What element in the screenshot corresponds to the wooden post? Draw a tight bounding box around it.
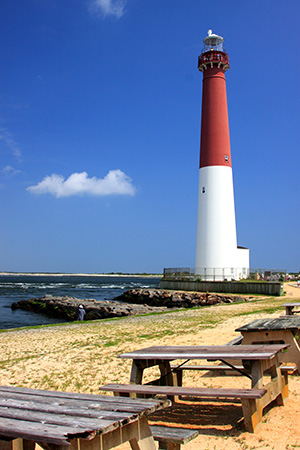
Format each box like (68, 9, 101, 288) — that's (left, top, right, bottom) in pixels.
(241, 398, 262, 433)
(0, 440, 35, 450)
(130, 361, 144, 384)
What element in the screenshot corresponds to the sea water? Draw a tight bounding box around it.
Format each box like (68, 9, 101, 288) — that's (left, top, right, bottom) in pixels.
(0, 274, 161, 330)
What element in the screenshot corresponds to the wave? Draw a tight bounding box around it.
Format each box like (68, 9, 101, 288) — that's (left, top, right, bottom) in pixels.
(0, 282, 155, 292)
(0, 282, 68, 290)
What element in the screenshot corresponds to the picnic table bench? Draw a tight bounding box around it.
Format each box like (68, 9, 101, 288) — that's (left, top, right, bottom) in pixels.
(0, 386, 170, 450)
(101, 344, 289, 433)
(150, 425, 199, 450)
(102, 383, 267, 434)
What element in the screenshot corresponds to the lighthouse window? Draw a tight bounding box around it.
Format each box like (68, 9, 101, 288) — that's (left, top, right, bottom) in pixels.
(202, 187, 205, 193)
(225, 155, 228, 162)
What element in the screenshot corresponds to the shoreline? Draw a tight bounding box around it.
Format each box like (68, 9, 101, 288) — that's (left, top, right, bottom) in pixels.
(0, 272, 162, 278)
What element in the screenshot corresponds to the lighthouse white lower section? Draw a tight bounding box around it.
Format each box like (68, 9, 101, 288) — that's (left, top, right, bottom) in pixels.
(195, 165, 249, 281)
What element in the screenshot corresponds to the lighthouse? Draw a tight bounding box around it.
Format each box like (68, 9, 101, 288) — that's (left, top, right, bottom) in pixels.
(195, 30, 249, 281)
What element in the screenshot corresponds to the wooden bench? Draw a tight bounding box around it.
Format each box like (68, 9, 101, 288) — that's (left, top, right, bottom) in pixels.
(225, 335, 244, 346)
(101, 383, 267, 433)
(150, 425, 199, 450)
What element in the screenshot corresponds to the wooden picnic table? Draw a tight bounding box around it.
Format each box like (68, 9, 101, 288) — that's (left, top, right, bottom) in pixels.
(117, 344, 289, 432)
(0, 386, 170, 450)
(281, 303, 300, 315)
(236, 316, 300, 373)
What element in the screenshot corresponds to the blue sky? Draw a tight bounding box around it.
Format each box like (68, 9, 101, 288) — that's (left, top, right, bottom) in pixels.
(0, 0, 299, 274)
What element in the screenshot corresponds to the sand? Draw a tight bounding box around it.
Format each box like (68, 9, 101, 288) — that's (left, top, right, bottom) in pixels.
(1, 283, 300, 449)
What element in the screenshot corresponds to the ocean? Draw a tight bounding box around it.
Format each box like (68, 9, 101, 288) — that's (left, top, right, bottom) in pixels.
(0, 274, 161, 330)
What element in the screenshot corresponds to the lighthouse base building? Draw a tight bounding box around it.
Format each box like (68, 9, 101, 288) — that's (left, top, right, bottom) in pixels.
(195, 31, 249, 281)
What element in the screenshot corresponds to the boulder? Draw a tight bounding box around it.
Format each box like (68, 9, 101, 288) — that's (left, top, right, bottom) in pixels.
(114, 289, 250, 308)
(11, 295, 170, 321)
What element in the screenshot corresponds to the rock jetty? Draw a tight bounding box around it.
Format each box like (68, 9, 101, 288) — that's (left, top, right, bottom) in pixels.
(114, 288, 250, 308)
(11, 294, 171, 321)
(11, 289, 251, 322)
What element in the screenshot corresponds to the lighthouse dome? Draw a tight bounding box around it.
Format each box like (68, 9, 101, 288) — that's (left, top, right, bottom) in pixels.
(203, 30, 224, 52)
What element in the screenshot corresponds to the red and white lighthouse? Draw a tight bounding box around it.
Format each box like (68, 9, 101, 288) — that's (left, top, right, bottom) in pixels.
(195, 30, 249, 280)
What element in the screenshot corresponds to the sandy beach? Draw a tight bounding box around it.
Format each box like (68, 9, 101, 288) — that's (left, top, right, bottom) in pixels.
(1, 283, 300, 449)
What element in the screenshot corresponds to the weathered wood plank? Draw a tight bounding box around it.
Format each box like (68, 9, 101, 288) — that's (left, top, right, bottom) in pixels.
(150, 426, 199, 444)
(0, 387, 166, 407)
(0, 418, 83, 446)
(0, 387, 167, 450)
(0, 388, 169, 415)
(225, 335, 243, 346)
(236, 317, 300, 331)
(118, 344, 289, 360)
(101, 384, 266, 399)
(0, 396, 148, 418)
(0, 399, 132, 422)
(0, 407, 118, 431)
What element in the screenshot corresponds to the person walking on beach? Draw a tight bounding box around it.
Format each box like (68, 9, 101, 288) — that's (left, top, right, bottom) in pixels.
(77, 304, 86, 321)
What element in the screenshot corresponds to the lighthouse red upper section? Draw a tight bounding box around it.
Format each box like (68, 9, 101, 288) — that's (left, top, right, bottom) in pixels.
(198, 36, 232, 169)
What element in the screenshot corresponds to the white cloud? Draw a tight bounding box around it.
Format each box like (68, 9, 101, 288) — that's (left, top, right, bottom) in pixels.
(89, 0, 126, 18)
(27, 170, 136, 198)
(0, 129, 22, 161)
(1, 165, 21, 175)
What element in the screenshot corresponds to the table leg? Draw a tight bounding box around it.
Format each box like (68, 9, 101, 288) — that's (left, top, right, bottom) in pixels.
(158, 362, 176, 401)
(0, 440, 35, 450)
(74, 417, 156, 450)
(250, 359, 264, 428)
(130, 361, 144, 384)
(156, 444, 179, 450)
(250, 357, 288, 410)
(241, 398, 262, 433)
(158, 362, 173, 386)
(127, 417, 157, 450)
(250, 360, 263, 389)
(286, 306, 294, 315)
(275, 364, 288, 405)
(38, 444, 69, 450)
(171, 369, 182, 387)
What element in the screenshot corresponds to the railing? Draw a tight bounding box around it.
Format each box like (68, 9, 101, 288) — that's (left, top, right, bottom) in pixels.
(198, 50, 229, 67)
(163, 267, 287, 282)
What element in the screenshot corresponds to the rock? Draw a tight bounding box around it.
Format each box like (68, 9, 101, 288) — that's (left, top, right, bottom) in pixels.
(11, 295, 170, 322)
(114, 289, 250, 308)
(11, 289, 251, 323)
